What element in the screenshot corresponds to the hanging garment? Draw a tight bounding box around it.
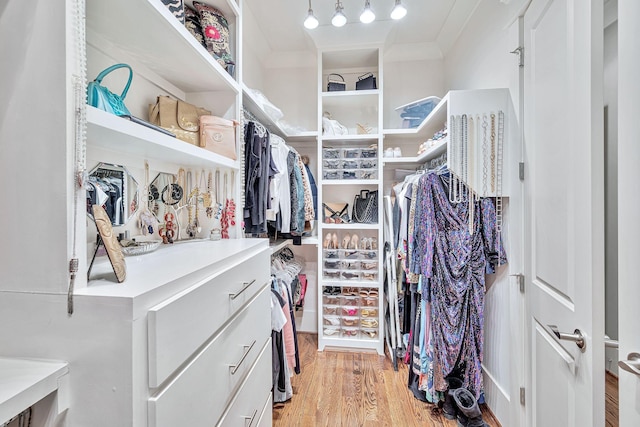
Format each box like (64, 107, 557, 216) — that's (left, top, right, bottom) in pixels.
(304, 164, 318, 221)
(268, 137, 292, 232)
(412, 171, 506, 400)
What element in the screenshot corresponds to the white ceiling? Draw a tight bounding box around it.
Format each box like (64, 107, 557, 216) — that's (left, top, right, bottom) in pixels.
(244, 0, 482, 61)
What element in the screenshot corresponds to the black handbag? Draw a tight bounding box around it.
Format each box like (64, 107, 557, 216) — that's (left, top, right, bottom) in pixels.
(352, 190, 378, 224)
(355, 72, 377, 90)
(327, 73, 346, 91)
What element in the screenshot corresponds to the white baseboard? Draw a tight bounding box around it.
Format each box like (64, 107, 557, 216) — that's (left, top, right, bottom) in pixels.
(482, 365, 510, 426)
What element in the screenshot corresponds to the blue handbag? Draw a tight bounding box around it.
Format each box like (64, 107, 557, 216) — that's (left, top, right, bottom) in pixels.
(87, 63, 133, 116)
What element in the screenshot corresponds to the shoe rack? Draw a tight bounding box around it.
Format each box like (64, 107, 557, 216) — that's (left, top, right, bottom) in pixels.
(316, 47, 384, 355)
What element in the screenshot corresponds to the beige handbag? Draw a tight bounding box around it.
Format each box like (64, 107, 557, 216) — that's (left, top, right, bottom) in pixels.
(199, 115, 238, 159)
(148, 96, 211, 146)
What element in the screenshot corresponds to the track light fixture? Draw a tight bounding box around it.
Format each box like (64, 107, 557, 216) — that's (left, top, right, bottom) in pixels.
(360, 0, 375, 24)
(331, 0, 347, 27)
(390, 0, 407, 20)
(304, 0, 319, 29)
(304, 0, 407, 29)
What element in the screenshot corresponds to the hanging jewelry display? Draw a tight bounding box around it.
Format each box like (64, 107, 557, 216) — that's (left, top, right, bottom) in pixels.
(139, 161, 159, 235)
(490, 113, 497, 193)
(481, 114, 489, 195)
(227, 170, 236, 227)
(185, 170, 196, 238)
(495, 110, 505, 263)
(221, 171, 230, 239)
(449, 115, 457, 203)
(204, 170, 213, 218)
(214, 169, 223, 219)
(468, 116, 476, 234)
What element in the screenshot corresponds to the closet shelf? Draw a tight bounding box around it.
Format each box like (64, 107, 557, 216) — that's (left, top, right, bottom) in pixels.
(321, 223, 379, 230)
(0, 358, 69, 423)
(322, 89, 380, 98)
(321, 135, 379, 142)
(86, 107, 239, 170)
(322, 91, 379, 111)
(242, 83, 318, 141)
(383, 93, 449, 140)
(322, 179, 380, 186)
(269, 237, 319, 254)
(321, 281, 380, 288)
(86, 0, 239, 94)
(381, 139, 448, 166)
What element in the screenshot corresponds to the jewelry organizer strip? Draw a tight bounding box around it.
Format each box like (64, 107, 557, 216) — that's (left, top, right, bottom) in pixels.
(495, 110, 505, 263)
(69, 0, 88, 315)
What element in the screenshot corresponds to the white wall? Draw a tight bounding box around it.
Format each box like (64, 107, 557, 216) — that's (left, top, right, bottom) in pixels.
(603, 18, 619, 375)
(263, 66, 317, 132)
(442, 1, 527, 425)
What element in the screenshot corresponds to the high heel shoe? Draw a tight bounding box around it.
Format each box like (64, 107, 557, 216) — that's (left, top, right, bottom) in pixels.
(341, 233, 351, 250)
(324, 232, 332, 249)
(332, 233, 339, 250)
(349, 233, 359, 250)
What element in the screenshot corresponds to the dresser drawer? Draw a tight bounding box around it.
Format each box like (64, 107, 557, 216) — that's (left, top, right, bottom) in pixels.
(148, 248, 270, 387)
(148, 287, 271, 427)
(215, 340, 272, 427)
(255, 393, 273, 427)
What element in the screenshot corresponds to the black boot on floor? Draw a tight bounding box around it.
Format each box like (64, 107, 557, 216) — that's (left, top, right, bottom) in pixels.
(442, 376, 464, 420)
(453, 388, 489, 427)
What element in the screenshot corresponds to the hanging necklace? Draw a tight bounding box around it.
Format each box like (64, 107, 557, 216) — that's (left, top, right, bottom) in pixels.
(495, 110, 505, 263)
(227, 171, 236, 227)
(221, 171, 229, 239)
(214, 169, 222, 219)
(186, 170, 195, 238)
(482, 114, 489, 195)
(204, 170, 213, 218)
(491, 113, 497, 192)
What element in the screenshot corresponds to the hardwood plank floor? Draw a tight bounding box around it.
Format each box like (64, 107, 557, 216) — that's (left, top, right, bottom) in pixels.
(273, 333, 500, 427)
(606, 371, 618, 427)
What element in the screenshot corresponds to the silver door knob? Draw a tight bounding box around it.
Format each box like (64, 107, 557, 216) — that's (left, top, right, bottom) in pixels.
(619, 352, 640, 377)
(548, 325, 586, 350)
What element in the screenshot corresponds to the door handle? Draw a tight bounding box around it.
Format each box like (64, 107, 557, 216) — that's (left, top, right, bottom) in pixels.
(619, 352, 640, 377)
(548, 325, 586, 350)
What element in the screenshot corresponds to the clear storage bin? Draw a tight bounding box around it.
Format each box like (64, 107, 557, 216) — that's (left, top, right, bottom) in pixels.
(341, 327, 360, 338)
(341, 270, 360, 281)
(360, 328, 378, 339)
(341, 159, 359, 169)
(324, 249, 339, 259)
(361, 260, 378, 271)
(323, 305, 340, 315)
(323, 315, 341, 327)
(323, 148, 341, 159)
(341, 260, 360, 270)
(360, 307, 378, 318)
(360, 317, 379, 329)
(359, 249, 378, 260)
(341, 316, 359, 327)
(342, 306, 359, 317)
(339, 249, 360, 260)
(341, 169, 358, 180)
(359, 159, 377, 169)
(359, 169, 378, 180)
(323, 169, 341, 180)
(360, 296, 379, 307)
(324, 327, 340, 337)
(339, 295, 360, 306)
(360, 148, 377, 158)
(323, 159, 341, 169)
(323, 295, 340, 305)
(360, 271, 378, 282)
(342, 148, 361, 158)
(324, 259, 341, 270)
(323, 269, 341, 280)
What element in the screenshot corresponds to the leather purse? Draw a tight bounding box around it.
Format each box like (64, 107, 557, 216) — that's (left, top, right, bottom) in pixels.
(148, 96, 211, 146)
(199, 115, 239, 159)
(323, 202, 350, 224)
(87, 63, 133, 116)
(327, 73, 346, 91)
(355, 72, 377, 90)
(352, 190, 378, 224)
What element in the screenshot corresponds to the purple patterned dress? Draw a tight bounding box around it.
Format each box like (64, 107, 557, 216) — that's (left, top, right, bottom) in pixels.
(411, 172, 506, 399)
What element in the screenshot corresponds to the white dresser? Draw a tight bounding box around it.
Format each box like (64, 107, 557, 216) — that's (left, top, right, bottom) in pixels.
(0, 239, 272, 427)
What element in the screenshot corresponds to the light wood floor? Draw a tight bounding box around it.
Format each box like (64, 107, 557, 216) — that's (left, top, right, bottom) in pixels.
(273, 333, 500, 427)
(606, 371, 618, 427)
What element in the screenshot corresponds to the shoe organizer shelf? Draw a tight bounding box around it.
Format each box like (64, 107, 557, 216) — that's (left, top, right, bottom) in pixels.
(317, 48, 384, 355)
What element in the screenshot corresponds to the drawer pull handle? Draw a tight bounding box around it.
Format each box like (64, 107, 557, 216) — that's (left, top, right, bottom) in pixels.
(229, 279, 257, 300)
(243, 409, 258, 427)
(230, 340, 256, 375)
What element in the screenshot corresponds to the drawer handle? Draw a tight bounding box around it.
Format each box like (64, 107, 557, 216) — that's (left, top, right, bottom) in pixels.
(243, 409, 258, 427)
(229, 279, 256, 300)
(230, 340, 256, 375)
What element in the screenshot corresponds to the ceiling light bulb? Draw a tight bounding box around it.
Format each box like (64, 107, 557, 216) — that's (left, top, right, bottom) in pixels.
(360, 0, 375, 24)
(332, 1, 347, 27)
(304, 11, 319, 29)
(391, 0, 407, 20)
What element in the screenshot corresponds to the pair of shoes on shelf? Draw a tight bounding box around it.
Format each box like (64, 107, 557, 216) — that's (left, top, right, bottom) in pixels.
(324, 232, 340, 249)
(383, 147, 403, 158)
(443, 378, 489, 427)
(360, 237, 377, 251)
(341, 233, 359, 250)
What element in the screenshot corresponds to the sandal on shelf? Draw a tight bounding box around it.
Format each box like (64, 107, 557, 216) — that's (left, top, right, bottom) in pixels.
(349, 233, 359, 250)
(341, 233, 351, 250)
(371, 237, 378, 250)
(361, 237, 371, 250)
(361, 318, 379, 328)
(342, 272, 359, 280)
(368, 288, 379, 297)
(359, 288, 370, 297)
(324, 328, 339, 336)
(362, 261, 377, 270)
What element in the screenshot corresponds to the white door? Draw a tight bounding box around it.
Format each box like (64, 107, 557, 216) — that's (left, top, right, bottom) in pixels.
(523, 1, 604, 426)
(617, 0, 640, 425)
